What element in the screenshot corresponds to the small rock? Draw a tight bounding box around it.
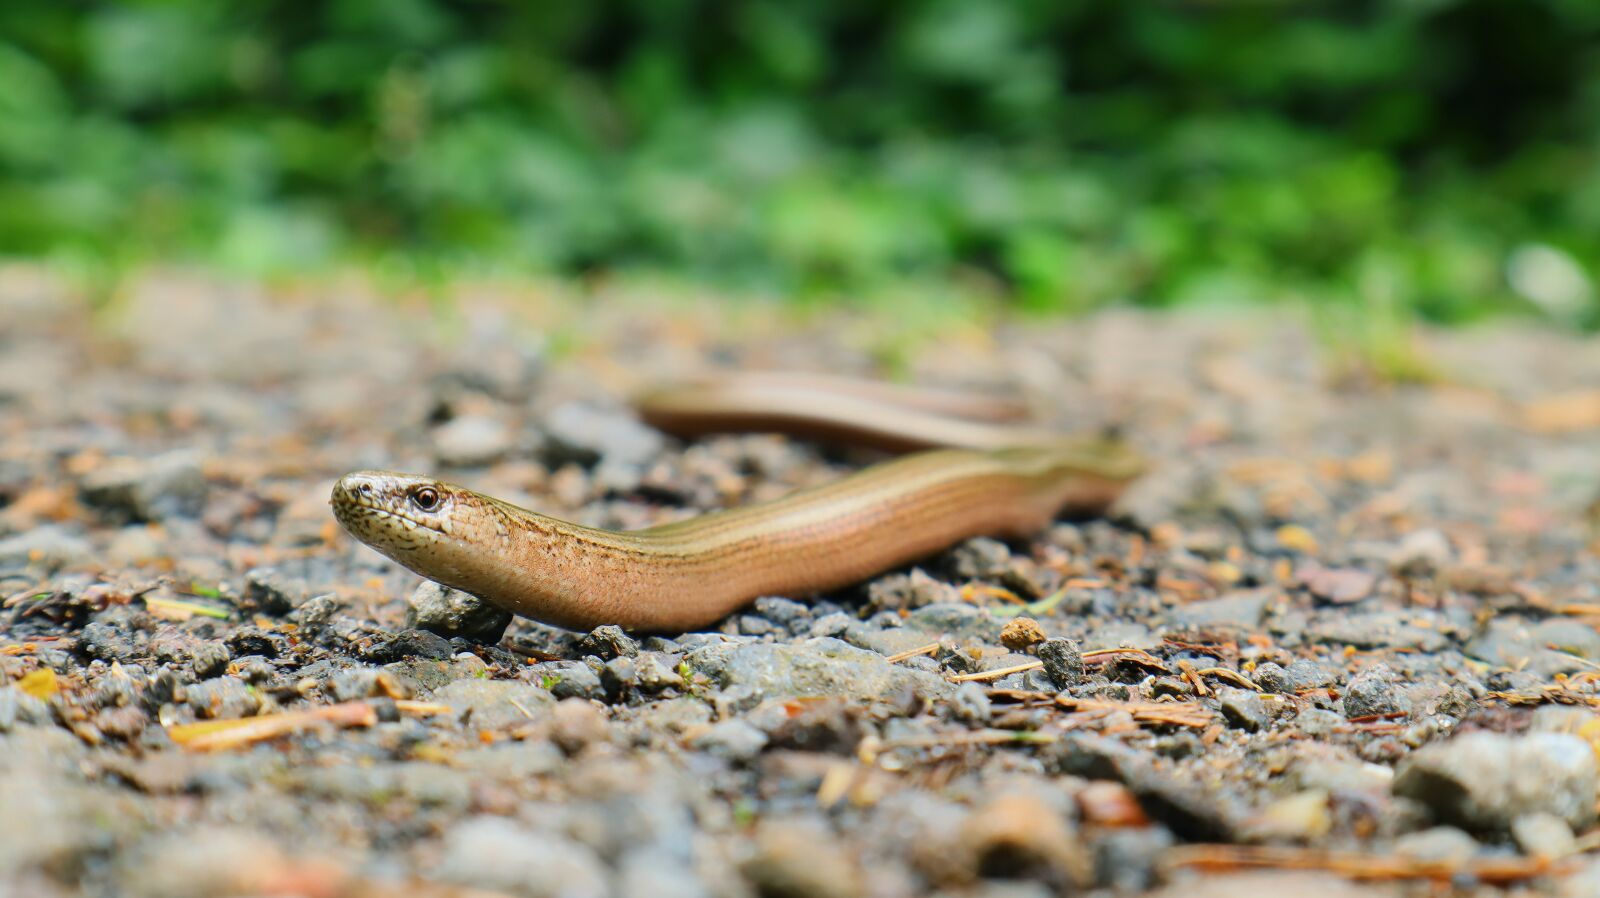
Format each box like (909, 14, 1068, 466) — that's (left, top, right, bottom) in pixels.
(1037, 638, 1085, 690)
(999, 616, 1047, 652)
(753, 596, 811, 626)
(956, 792, 1091, 888)
(742, 820, 864, 898)
(1343, 665, 1409, 719)
(576, 624, 639, 659)
(1298, 566, 1377, 604)
(184, 677, 262, 720)
(550, 698, 609, 754)
(946, 537, 1012, 579)
(685, 637, 948, 703)
(1391, 529, 1453, 578)
(950, 682, 993, 724)
(288, 594, 341, 629)
(600, 656, 636, 699)
(1217, 688, 1271, 732)
(431, 414, 513, 466)
(0, 525, 91, 571)
(808, 612, 854, 639)
(1392, 826, 1479, 862)
(541, 402, 663, 468)
(189, 642, 231, 679)
(1284, 659, 1335, 690)
(866, 568, 962, 611)
(78, 450, 207, 523)
(545, 662, 606, 701)
(435, 816, 608, 898)
(692, 719, 768, 762)
(1393, 731, 1599, 832)
(1169, 589, 1273, 629)
(242, 567, 304, 616)
(1251, 662, 1291, 693)
(405, 582, 512, 644)
(1510, 811, 1577, 858)
(432, 679, 555, 731)
(635, 654, 686, 692)
(373, 628, 455, 662)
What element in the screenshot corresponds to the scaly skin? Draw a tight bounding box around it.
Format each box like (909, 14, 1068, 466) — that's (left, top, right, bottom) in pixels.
(331, 379, 1145, 633)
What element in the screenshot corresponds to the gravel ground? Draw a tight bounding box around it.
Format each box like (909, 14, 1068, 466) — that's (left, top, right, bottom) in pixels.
(4, 270, 1600, 897)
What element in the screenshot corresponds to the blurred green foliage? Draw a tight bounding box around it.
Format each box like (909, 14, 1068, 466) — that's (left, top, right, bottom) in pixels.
(1, 0, 1597, 325)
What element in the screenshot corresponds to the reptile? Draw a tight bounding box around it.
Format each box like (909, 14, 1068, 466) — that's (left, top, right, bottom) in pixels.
(331, 373, 1144, 633)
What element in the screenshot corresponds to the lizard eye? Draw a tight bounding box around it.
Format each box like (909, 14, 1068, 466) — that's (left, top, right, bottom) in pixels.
(410, 487, 440, 511)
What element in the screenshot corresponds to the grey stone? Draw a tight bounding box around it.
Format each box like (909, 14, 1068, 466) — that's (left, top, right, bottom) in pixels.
(431, 414, 513, 466)
(431, 679, 555, 730)
(1252, 662, 1291, 693)
(541, 402, 663, 468)
(686, 637, 950, 702)
(1511, 811, 1578, 858)
(0, 686, 52, 731)
(1391, 529, 1453, 577)
(808, 612, 854, 639)
(1393, 732, 1599, 832)
(241, 567, 304, 616)
(1037, 638, 1085, 690)
(405, 581, 512, 644)
(576, 624, 639, 659)
(184, 677, 262, 720)
(189, 642, 231, 679)
(287, 594, 341, 629)
(1393, 826, 1479, 862)
(1343, 665, 1409, 719)
(618, 848, 711, 898)
(545, 662, 606, 701)
(1285, 659, 1335, 690)
(1169, 589, 1273, 629)
(753, 595, 810, 625)
(0, 525, 91, 571)
(1217, 688, 1271, 732)
(950, 682, 993, 724)
(435, 816, 608, 898)
(692, 719, 769, 761)
(78, 450, 206, 523)
(635, 654, 687, 692)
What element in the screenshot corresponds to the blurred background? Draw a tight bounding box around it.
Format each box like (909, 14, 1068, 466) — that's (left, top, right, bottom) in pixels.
(1, 0, 1597, 332)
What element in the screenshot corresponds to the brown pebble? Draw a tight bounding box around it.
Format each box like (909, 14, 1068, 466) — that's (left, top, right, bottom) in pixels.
(999, 616, 1047, 652)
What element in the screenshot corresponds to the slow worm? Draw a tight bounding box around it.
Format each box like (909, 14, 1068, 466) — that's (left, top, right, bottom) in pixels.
(331, 374, 1144, 633)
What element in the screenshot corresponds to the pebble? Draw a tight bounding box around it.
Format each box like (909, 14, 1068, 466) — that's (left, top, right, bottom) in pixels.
(692, 719, 769, 762)
(1392, 731, 1599, 832)
(999, 616, 1047, 651)
(1343, 665, 1409, 719)
(550, 698, 610, 754)
(431, 414, 514, 466)
(1392, 825, 1479, 862)
(77, 450, 207, 523)
(742, 819, 864, 898)
(240, 567, 305, 616)
(431, 679, 555, 731)
(405, 581, 512, 643)
(545, 661, 607, 701)
(685, 637, 949, 703)
(1168, 588, 1273, 629)
(949, 682, 993, 724)
(0, 525, 91, 571)
(1390, 528, 1453, 577)
(540, 402, 663, 468)
(435, 816, 609, 898)
(1217, 687, 1271, 732)
(576, 624, 640, 659)
(1036, 638, 1085, 690)
(1511, 811, 1578, 858)
(635, 653, 687, 692)
(188, 642, 231, 679)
